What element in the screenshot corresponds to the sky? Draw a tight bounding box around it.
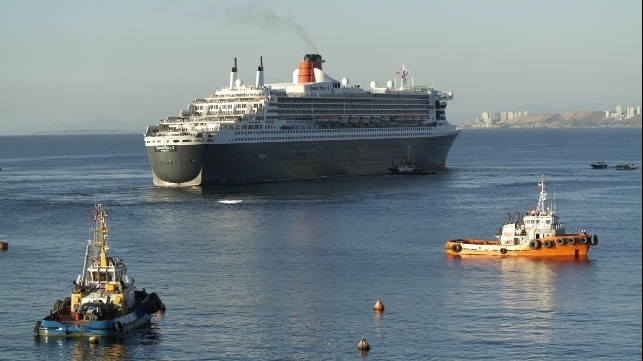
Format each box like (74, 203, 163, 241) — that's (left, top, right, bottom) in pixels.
(1, 0, 641, 135)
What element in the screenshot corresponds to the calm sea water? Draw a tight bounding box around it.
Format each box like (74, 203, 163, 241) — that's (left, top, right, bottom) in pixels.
(0, 128, 641, 361)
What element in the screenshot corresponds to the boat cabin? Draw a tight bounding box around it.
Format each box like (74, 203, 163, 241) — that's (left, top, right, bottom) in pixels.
(497, 177, 565, 246)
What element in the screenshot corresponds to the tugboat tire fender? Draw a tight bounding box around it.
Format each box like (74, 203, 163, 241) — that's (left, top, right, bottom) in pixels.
(145, 293, 164, 314)
(580, 237, 589, 245)
(114, 321, 123, 333)
(529, 240, 541, 250)
(451, 244, 462, 253)
(591, 234, 598, 246)
(151, 293, 161, 310)
(52, 299, 63, 313)
(556, 238, 565, 246)
(145, 298, 158, 314)
(568, 238, 576, 245)
(543, 240, 553, 248)
(33, 321, 41, 334)
(499, 248, 507, 254)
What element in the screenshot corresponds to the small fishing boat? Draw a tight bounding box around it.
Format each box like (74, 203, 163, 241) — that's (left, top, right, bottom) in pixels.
(590, 161, 608, 169)
(34, 204, 165, 337)
(388, 160, 436, 175)
(614, 161, 637, 170)
(444, 175, 598, 257)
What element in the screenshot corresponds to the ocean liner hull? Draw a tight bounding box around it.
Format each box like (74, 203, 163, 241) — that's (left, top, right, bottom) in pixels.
(146, 132, 459, 186)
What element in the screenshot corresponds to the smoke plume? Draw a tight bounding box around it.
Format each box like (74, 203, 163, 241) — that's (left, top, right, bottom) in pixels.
(225, 1, 319, 53)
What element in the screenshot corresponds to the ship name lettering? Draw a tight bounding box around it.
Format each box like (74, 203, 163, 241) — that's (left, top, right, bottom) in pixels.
(155, 145, 177, 152)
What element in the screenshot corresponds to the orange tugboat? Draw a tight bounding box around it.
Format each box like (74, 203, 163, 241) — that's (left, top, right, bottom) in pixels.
(444, 175, 598, 258)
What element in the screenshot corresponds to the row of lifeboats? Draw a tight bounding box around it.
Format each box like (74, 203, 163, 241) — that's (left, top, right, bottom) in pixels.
(313, 115, 426, 123)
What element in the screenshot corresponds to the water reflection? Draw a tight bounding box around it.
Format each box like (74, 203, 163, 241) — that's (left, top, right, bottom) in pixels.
(34, 324, 163, 361)
(443, 256, 591, 351)
(503, 258, 591, 352)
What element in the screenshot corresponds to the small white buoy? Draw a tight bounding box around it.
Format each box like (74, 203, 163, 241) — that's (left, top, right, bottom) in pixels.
(88, 336, 98, 344)
(373, 298, 384, 312)
(357, 337, 370, 351)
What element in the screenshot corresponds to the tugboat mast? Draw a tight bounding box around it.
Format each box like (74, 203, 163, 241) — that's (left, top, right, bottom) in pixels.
(536, 175, 549, 215)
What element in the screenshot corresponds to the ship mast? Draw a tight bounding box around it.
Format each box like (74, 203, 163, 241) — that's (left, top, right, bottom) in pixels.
(93, 204, 110, 286)
(398, 63, 410, 90)
(79, 240, 91, 285)
(536, 175, 548, 215)
(92, 204, 110, 268)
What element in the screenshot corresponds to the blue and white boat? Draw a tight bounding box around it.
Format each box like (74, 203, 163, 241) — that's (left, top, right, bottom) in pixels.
(590, 161, 608, 169)
(614, 161, 637, 170)
(34, 204, 165, 337)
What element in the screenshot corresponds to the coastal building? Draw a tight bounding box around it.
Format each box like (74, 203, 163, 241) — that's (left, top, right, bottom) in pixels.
(605, 104, 642, 120)
(471, 110, 528, 128)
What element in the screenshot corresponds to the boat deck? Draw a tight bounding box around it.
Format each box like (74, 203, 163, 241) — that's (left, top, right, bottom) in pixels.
(449, 239, 501, 245)
(43, 313, 93, 326)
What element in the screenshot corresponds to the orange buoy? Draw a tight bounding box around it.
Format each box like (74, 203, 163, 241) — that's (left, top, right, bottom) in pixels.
(0, 241, 8, 251)
(357, 337, 370, 351)
(373, 298, 384, 312)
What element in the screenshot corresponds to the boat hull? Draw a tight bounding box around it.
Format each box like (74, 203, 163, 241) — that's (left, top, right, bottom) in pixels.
(34, 293, 163, 337)
(615, 164, 637, 170)
(444, 234, 596, 258)
(146, 132, 459, 186)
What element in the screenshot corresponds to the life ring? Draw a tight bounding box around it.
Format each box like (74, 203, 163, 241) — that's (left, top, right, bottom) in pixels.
(529, 240, 541, 250)
(556, 238, 565, 246)
(114, 321, 123, 333)
(543, 240, 553, 248)
(500, 248, 507, 254)
(568, 237, 576, 245)
(451, 243, 462, 253)
(580, 237, 589, 245)
(590, 234, 598, 246)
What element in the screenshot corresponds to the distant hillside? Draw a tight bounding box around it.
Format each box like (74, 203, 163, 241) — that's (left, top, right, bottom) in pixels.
(461, 111, 642, 129)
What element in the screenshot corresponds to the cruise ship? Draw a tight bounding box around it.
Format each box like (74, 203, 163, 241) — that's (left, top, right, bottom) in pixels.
(144, 54, 460, 186)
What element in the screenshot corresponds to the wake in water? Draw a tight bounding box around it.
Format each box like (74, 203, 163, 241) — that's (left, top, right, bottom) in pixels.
(218, 199, 243, 204)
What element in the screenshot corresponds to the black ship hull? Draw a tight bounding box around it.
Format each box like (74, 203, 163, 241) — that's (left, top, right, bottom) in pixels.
(146, 132, 459, 186)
